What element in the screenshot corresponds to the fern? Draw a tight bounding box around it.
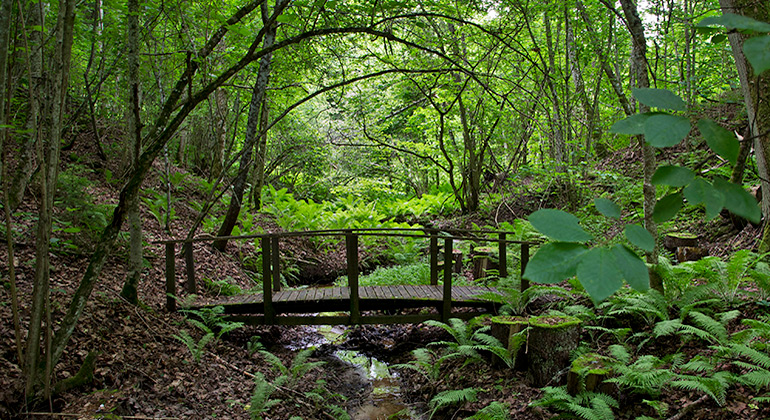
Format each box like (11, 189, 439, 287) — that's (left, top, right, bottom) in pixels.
(249, 372, 282, 420)
(606, 354, 673, 397)
(670, 371, 733, 406)
(429, 387, 478, 418)
(466, 401, 510, 420)
(173, 329, 214, 363)
(530, 387, 618, 420)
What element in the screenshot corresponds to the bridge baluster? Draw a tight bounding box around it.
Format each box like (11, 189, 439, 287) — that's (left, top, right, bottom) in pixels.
(498, 232, 508, 278)
(184, 241, 196, 294)
(346, 231, 360, 324)
(430, 231, 438, 286)
(262, 236, 275, 324)
(165, 243, 176, 312)
(442, 237, 452, 323)
(271, 236, 281, 292)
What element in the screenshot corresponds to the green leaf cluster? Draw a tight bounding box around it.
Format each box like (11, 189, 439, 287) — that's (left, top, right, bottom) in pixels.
(523, 207, 650, 303)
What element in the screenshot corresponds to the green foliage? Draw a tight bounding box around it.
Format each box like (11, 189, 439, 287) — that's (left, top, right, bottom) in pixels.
(249, 348, 345, 419)
(424, 318, 512, 368)
(429, 387, 478, 419)
(172, 329, 214, 364)
(202, 277, 244, 297)
(179, 305, 245, 341)
(249, 371, 284, 420)
(530, 387, 618, 420)
(466, 401, 511, 420)
(141, 188, 177, 229)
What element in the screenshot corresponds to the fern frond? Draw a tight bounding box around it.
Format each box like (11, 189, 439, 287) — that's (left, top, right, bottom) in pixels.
(430, 387, 478, 418)
(259, 350, 288, 375)
(728, 343, 770, 369)
(688, 311, 727, 343)
(670, 373, 732, 406)
(737, 369, 770, 390)
(607, 344, 630, 364)
(467, 401, 510, 420)
(653, 319, 683, 338)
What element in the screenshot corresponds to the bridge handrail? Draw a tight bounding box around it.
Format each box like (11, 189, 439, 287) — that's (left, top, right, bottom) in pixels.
(160, 228, 539, 317)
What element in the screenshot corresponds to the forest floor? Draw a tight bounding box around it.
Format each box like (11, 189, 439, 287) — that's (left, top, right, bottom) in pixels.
(1, 140, 769, 419)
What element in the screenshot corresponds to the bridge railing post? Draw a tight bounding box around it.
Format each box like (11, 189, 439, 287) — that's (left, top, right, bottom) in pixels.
(442, 237, 452, 323)
(184, 241, 196, 294)
(520, 242, 530, 292)
(262, 235, 275, 324)
(429, 231, 438, 286)
(165, 243, 176, 312)
(271, 236, 281, 292)
(346, 230, 360, 324)
(498, 232, 507, 278)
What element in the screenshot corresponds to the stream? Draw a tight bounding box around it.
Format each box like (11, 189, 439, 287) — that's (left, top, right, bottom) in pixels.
(296, 324, 422, 420)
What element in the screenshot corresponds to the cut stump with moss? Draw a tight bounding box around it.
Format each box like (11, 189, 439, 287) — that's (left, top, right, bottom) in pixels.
(489, 315, 528, 370)
(663, 232, 698, 250)
(526, 315, 581, 387)
(566, 353, 617, 396)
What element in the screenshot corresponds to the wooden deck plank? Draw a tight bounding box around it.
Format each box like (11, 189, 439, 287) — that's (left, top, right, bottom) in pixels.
(194, 284, 500, 323)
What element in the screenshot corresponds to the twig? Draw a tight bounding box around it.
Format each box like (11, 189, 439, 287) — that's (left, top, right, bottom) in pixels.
(26, 413, 179, 419)
(665, 394, 709, 420)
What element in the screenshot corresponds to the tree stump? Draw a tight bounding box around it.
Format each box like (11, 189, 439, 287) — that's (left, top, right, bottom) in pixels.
(472, 246, 497, 280)
(437, 249, 463, 274)
(526, 315, 581, 387)
(489, 315, 528, 369)
(566, 353, 617, 396)
(663, 232, 698, 251)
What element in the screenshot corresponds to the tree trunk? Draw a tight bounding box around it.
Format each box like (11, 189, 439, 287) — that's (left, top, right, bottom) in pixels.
(25, 0, 76, 396)
(250, 93, 269, 209)
(120, 0, 143, 305)
(213, 0, 285, 251)
(0, 0, 23, 370)
(718, 0, 770, 251)
(619, 0, 663, 293)
(8, 1, 44, 212)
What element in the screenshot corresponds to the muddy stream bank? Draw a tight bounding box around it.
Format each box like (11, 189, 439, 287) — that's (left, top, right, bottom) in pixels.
(268, 323, 445, 419)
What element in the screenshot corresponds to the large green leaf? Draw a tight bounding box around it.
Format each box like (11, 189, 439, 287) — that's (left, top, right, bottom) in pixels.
(698, 119, 739, 165)
(633, 88, 686, 111)
(624, 224, 655, 252)
(644, 114, 692, 147)
(651, 165, 695, 187)
(744, 35, 770, 75)
(595, 198, 621, 219)
(684, 178, 725, 220)
(713, 178, 761, 223)
(523, 242, 589, 284)
(653, 193, 684, 223)
(611, 245, 650, 292)
(577, 248, 624, 303)
(528, 209, 593, 243)
(610, 113, 650, 135)
(697, 13, 770, 33)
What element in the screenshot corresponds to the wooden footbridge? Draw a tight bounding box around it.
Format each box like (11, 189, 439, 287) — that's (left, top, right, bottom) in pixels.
(159, 228, 535, 325)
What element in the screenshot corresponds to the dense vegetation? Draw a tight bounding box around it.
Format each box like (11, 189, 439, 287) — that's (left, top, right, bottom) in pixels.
(1, 0, 770, 418)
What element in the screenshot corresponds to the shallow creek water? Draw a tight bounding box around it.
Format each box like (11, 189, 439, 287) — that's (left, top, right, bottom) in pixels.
(306, 325, 421, 420)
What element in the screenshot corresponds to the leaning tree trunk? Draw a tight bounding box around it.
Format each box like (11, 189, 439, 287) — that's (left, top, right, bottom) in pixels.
(213, 0, 285, 251)
(120, 0, 143, 304)
(718, 0, 770, 251)
(619, 0, 663, 293)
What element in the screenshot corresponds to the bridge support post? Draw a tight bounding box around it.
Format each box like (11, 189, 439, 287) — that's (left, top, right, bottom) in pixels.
(430, 231, 438, 286)
(520, 242, 530, 292)
(498, 232, 507, 278)
(262, 236, 275, 324)
(442, 237, 452, 323)
(346, 231, 360, 324)
(271, 236, 281, 291)
(184, 241, 196, 294)
(165, 243, 176, 312)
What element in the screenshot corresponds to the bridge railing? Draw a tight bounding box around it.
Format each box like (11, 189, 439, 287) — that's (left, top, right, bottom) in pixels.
(158, 228, 538, 319)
